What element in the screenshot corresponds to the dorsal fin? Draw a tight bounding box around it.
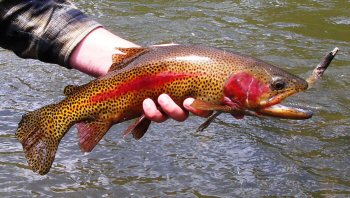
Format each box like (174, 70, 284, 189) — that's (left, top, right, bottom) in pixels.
(109, 47, 149, 72)
(64, 85, 81, 96)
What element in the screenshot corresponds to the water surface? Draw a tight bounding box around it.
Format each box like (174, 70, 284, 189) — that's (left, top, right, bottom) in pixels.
(0, 0, 349, 197)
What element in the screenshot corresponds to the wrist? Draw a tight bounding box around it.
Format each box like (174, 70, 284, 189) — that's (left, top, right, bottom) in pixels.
(68, 27, 140, 77)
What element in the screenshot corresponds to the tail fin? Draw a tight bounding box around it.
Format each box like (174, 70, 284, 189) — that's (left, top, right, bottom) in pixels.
(16, 104, 70, 175)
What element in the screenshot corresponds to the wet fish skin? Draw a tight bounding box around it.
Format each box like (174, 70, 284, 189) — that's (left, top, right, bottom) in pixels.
(15, 45, 309, 175)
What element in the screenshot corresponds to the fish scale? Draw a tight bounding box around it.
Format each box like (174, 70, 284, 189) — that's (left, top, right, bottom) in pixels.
(15, 44, 310, 175)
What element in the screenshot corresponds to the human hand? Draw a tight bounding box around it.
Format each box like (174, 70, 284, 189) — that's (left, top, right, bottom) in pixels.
(69, 27, 140, 77)
(144, 45, 213, 122)
(143, 94, 213, 122)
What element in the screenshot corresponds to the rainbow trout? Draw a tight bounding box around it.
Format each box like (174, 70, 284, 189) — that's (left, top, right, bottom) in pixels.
(16, 44, 314, 175)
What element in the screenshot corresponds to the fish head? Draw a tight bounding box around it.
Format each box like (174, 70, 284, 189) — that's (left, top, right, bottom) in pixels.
(224, 60, 312, 119)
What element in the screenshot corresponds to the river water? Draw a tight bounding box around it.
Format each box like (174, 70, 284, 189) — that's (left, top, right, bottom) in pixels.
(0, 1, 349, 197)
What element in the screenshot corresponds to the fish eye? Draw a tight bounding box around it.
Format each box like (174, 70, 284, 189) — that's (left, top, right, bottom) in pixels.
(271, 79, 286, 90)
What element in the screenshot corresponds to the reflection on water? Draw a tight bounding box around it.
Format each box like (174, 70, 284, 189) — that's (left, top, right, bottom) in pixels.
(0, 1, 349, 197)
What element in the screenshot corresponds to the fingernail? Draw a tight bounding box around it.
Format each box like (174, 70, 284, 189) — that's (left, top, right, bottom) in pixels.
(143, 98, 151, 109)
(158, 94, 169, 106)
(183, 98, 195, 109)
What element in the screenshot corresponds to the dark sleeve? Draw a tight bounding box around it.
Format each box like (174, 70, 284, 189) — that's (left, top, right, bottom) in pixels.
(0, 0, 102, 68)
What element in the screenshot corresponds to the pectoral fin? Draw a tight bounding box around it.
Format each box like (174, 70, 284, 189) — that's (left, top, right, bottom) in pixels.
(191, 99, 244, 132)
(190, 99, 233, 112)
(123, 114, 151, 140)
(231, 112, 244, 119)
(76, 120, 112, 152)
(197, 112, 222, 132)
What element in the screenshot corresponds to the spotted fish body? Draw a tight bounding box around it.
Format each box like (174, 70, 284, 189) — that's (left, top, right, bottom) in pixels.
(16, 45, 311, 175)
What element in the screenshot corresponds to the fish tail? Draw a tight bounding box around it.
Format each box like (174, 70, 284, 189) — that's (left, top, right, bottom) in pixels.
(16, 104, 70, 175)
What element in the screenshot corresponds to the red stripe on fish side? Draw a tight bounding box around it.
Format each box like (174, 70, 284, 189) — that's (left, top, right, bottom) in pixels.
(90, 72, 197, 103)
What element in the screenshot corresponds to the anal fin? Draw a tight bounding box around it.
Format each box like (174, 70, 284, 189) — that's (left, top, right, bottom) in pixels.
(76, 120, 112, 152)
(123, 114, 151, 140)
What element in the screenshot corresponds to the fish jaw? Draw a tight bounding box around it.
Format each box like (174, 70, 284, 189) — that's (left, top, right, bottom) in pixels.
(222, 95, 313, 120)
(256, 104, 313, 119)
(255, 91, 313, 119)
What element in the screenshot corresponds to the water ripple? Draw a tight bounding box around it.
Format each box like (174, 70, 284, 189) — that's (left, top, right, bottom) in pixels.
(0, 0, 349, 197)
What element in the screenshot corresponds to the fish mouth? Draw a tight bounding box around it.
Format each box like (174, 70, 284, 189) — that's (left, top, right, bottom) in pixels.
(254, 91, 313, 119)
(256, 104, 313, 119)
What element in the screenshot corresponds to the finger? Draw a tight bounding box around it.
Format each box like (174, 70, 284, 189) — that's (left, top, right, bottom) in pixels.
(143, 98, 168, 123)
(158, 94, 189, 122)
(183, 98, 213, 118)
